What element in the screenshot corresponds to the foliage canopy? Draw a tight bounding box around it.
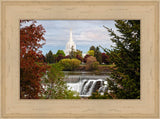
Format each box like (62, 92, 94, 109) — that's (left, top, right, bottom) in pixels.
(20, 20, 48, 99)
(104, 20, 140, 99)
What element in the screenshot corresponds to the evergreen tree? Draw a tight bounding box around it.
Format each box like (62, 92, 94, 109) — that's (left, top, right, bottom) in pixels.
(95, 47, 102, 64)
(89, 46, 102, 64)
(46, 50, 55, 63)
(69, 46, 76, 59)
(104, 20, 140, 99)
(69, 47, 83, 59)
(90, 46, 96, 52)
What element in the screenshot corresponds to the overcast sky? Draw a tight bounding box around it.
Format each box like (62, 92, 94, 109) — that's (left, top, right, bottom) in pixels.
(23, 20, 117, 55)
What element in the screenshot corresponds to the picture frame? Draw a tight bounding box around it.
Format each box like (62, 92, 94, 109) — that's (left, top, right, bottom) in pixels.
(0, 0, 159, 118)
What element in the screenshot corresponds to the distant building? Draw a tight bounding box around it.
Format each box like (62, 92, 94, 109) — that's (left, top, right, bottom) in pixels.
(65, 29, 76, 55)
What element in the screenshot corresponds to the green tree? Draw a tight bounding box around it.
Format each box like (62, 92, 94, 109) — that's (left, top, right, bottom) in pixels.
(69, 46, 82, 59)
(69, 46, 76, 58)
(75, 49, 82, 57)
(90, 46, 96, 52)
(45, 50, 55, 63)
(87, 50, 95, 56)
(104, 20, 140, 99)
(89, 46, 102, 63)
(95, 47, 102, 64)
(56, 50, 65, 57)
(42, 63, 80, 99)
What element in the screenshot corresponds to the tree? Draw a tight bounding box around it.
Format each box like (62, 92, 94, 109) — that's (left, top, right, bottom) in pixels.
(69, 47, 83, 60)
(42, 63, 80, 99)
(56, 50, 65, 57)
(101, 53, 109, 64)
(20, 20, 48, 99)
(83, 54, 90, 63)
(39, 54, 46, 62)
(89, 46, 102, 64)
(45, 50, 55, 63)
(75, 49, 82, 57)
(90, 46, 96, 52)
(64, 55, 70, 59)
(76, 54, 83, 62)
(87, 50, 94, 56)
(95, 47, 102, 64)
(56, 54, 65, 62)
(69, 46, 76, 58)
(104, 20, 140, 99)
(86, 56, 99, 70)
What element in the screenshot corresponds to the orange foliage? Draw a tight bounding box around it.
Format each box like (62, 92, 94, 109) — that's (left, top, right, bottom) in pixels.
(86, 56, 99, 70)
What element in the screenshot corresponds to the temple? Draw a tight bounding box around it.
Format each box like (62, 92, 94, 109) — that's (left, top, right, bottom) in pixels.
(65, 29, 76, 55)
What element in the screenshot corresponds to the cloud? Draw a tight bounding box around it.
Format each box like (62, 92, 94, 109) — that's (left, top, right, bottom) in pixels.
(27, 20, 117, 54)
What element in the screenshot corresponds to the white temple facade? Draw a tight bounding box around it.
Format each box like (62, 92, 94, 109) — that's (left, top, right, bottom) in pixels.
(65, 29, 76, 55)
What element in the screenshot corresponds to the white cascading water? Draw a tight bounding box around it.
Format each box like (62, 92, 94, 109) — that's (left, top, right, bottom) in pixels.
(67, 79, 108, 97)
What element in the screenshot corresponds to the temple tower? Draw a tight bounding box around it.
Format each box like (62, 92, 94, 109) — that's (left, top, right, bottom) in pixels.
(65, 29, 76, 55)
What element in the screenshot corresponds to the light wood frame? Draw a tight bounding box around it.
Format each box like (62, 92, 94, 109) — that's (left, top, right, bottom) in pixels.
(0, 0, 159, 118)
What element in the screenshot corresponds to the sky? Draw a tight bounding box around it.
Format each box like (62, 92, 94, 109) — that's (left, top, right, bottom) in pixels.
(22, 20, 117, 55)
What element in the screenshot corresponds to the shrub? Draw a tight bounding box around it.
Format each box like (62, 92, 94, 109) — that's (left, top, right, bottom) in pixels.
(59, 59, 71, 70)
(59, 59, 81, 71)
(86, 56, 99, 70)
(71, 59, 81, 70)
(91, 61, 99, 70)
(88, 91, 113, 99)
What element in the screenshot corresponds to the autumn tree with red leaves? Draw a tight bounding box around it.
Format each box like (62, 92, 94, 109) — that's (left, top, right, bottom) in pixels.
(101, 53, 110, 64)
(83, 54, 90, 63)
(20, 20, 48, 99)
(56, 54, 65, 62)
(76, 54, 83, 62)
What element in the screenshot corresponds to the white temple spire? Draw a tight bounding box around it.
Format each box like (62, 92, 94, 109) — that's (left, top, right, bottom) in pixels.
(70, 29, 73, 42)
(65, 29, 76, 55)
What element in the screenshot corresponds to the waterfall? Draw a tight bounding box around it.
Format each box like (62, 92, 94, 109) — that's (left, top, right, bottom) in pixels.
(67, 79, 108, 97)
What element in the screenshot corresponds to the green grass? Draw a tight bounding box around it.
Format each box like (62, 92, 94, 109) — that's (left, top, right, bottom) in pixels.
(98, 64, 115, 67)
(48, 63, 115, 67)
